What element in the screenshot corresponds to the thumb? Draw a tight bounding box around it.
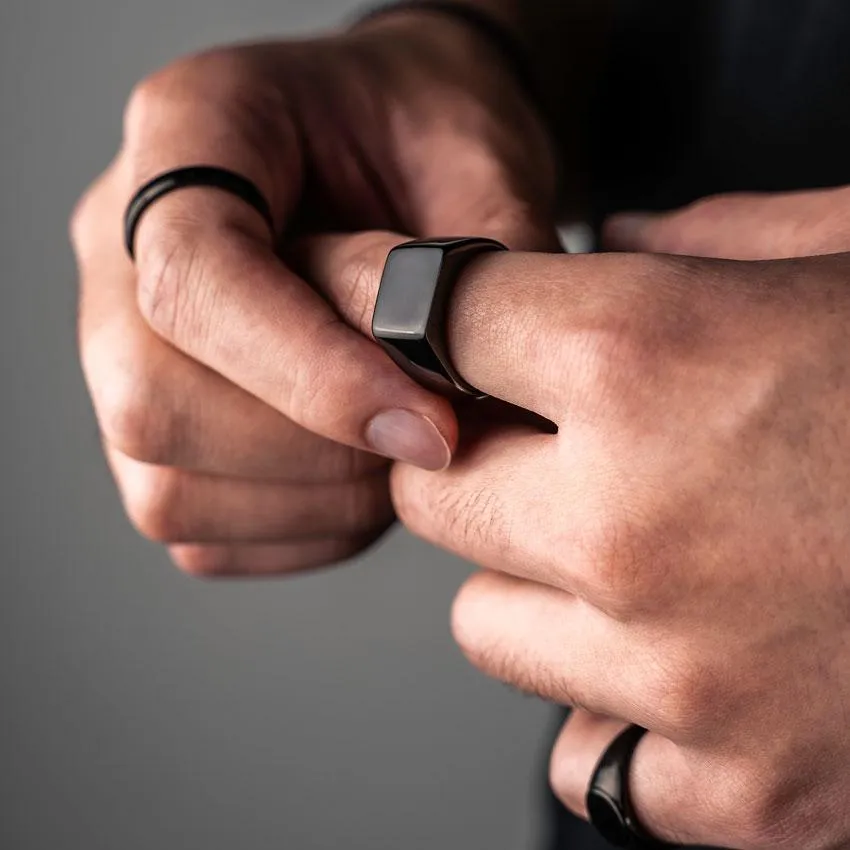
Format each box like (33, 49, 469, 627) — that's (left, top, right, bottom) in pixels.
(602, 187, 850, 260)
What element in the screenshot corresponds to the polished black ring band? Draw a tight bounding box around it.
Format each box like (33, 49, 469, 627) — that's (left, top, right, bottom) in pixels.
(586, 725, 679, 849)
(372, 237, 508, 399)
(123, 166, 275, 260)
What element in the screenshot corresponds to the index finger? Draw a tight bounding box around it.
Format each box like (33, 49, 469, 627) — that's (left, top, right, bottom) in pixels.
(294, 231, 637, 425)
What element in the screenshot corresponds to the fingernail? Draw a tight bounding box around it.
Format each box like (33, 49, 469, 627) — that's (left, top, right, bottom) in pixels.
(365, 409, 451, 471)
(604, 212, 655, 249)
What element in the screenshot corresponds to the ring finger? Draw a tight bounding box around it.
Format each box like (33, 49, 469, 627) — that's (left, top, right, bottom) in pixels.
(550, 710, 725, 849)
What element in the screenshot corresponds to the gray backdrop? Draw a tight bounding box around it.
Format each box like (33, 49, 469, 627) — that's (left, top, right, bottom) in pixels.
(1, 1, 554, 847)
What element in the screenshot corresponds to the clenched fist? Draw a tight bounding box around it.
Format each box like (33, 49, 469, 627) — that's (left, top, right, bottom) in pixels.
(70, 10, 559, 576)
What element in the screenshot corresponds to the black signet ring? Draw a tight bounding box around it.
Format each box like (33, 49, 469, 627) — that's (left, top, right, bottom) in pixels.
(371, 237, 508, 399)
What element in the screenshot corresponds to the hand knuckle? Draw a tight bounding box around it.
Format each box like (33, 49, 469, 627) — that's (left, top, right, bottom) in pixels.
(123, 50, 287, 175)
(572, 473, 681, 617)
(567, 321, 650, 421)
(579, 509, 656, 616)
(123, 72, 170, 141)
(82, 330, 180, 464)
(651, 654, 719, 734)
(123, 59, 202, 141)
(569, 256, 694, 397)
(714, 767, 803, 850)
(101, 383, 176, 466)
(122, 464, 187, 543)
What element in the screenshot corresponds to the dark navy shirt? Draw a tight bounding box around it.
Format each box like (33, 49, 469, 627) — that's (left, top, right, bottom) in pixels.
(589, 0, 850, 221)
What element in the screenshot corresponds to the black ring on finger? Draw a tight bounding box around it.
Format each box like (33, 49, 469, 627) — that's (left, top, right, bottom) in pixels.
(586, 724, 681, 849)
(371, 237, 509, 399)
(123, 166, 275, 260)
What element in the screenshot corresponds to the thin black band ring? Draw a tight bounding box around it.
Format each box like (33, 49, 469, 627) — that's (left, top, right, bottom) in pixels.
(123, 166, 275, 260)
(586, 725, 679, 849)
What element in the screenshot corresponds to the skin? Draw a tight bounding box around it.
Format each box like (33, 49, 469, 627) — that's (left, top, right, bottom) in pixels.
(69, 2, 850, 844)
(70, 11, 559, 576)
(293, 185, 850, 849)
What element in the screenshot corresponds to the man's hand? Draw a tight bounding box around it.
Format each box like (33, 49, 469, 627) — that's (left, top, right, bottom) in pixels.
(70, 14, 559, 576)
(297, 188, 850, 849)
